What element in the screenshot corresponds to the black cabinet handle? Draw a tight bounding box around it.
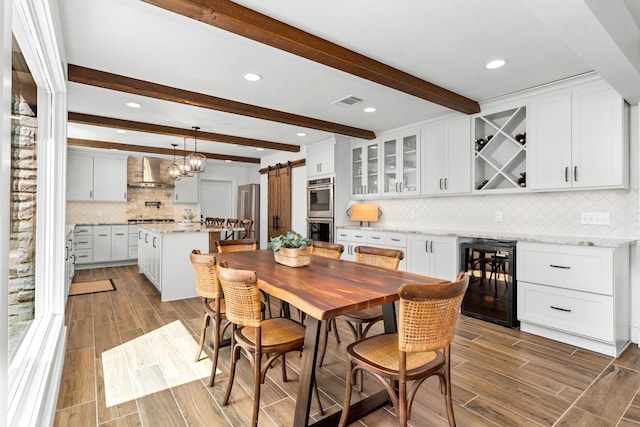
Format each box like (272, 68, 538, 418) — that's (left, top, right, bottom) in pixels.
(549, 264, 570, 269)
(565, 167, 569, 182)
(153, 237, 157, 248)
(439, 178, 443, 190)
(444, 178, 448, 190)
(390, 238, 401, 242)
(98, 234, 108, 237)
(425, 240, 429, 252)
(145, 233, 148, 243)
(139, 231, 142, 239)
(574, 166, 578, 182)
(550, 306, 571, 312)
(430, 241, 434, 253)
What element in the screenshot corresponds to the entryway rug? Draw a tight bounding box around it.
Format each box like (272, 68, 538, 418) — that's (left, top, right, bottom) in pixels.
(68, 279, 116, 296)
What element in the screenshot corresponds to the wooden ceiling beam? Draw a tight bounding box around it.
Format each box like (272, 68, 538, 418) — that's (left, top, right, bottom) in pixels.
(68, 112, 300, 153)
(68, 64, 376, 140)
(141, 0, 481, 115)
(68, 138, 261, 164)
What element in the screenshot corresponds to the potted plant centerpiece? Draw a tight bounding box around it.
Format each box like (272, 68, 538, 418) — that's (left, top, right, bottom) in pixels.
(267, 230, 313, 267)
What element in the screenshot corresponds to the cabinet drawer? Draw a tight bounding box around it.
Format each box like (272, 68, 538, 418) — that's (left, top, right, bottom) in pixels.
(335, 228, 367, 243)
(385, 232, 406, 248)
(128, 234, 138, 247)
(75, 249, 93, 264)
(367, 231, 386, 246)
(75, 236, 93, 248)
(517, 242, 613, 295)
(128, 225, 138, 234)
(75, 225, 92, 235)
(518, 281, 613, 342)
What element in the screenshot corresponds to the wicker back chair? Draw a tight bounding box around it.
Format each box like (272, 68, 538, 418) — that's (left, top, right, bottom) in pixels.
(215, 238, 258, 253)
(189, 249, 229, 386)
(205, 217, 226, 226)
(334, 246, 404, 390)
(339, 273, 469, 427)
(311, 241, 344, 259)
(217, 262, 323, 426)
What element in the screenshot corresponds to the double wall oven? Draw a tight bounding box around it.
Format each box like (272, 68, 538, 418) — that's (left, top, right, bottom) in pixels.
(307, 177, 334, 242)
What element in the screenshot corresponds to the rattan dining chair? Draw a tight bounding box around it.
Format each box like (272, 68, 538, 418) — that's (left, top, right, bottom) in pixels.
(336, 246, 404, 390)
(339, 273, 469, 427)
(217, 261, 323, 426)
(189, 249, 230, 387)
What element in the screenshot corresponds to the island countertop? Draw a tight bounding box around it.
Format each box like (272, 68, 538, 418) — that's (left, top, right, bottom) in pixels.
(137, 223, 244, 234)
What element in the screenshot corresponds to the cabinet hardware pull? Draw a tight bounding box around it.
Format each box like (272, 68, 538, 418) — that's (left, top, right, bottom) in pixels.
(425, 241, 429, 252)
(430, 241, 434, 253)
(98, 234, 108, 237)
(439, 178, 443, 190)
(371, 236, 381, 240)
(550, 306, 571, 312)
(391, 238, 400, 242)
(90, 190, 93, 199)
(124, 192, 127, 200)
(444, 178, 448, 190)
(116, 233, 124, 236)
(565, 167, 569, 182)
(139, 231, 142, 239)
(549, 264, 571, 269)
(145, 234, 148, 243)
(355, 235, 363, 238)
(574, 166, 578, 181)
(153, 237, 157, 248)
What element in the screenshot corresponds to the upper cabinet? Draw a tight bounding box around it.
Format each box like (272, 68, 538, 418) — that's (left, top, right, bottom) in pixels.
(351, 140, 380, 198)
(421, 116, 471, 195)
(173, 175, 199, 204)
(307, 140, 336, 178)
(527, 80, 628, 190)
(380, 131, 420, 196)
(472, 105, 527, 192)
(67, 152, 127, 202)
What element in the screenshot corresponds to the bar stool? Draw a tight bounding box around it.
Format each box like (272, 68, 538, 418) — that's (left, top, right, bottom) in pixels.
(225, 218, 241, 239)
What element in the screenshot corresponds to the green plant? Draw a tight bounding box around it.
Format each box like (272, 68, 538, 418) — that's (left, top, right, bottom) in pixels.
(267, 230, 312, 253)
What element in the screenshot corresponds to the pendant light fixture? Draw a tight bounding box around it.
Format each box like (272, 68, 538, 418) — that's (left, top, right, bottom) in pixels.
(168, 143, 182, 181)
(187, 126, 206, 173)
(179, 137, 194, 177)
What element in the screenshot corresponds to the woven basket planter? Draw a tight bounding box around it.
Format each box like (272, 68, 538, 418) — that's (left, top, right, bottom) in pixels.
(274, 246, 312, 267)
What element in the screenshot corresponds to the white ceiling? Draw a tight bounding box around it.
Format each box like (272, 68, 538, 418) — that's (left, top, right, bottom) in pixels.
(57, 0, 640, 166)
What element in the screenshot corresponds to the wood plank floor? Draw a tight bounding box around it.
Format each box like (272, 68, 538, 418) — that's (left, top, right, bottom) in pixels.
(55, 265, 640, 426)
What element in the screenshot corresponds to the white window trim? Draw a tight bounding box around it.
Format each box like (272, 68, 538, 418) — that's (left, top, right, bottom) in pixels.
(3, 1, 68, 426)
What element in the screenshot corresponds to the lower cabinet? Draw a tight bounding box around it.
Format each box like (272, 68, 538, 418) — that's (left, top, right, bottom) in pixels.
(406, 234, 460, 281)
(74, 225, 93, 265)
(335, 228, 367, 262)
(111, 225, 129, 261)
(517, 241, 630, 357)
(93, 226, 112, 263)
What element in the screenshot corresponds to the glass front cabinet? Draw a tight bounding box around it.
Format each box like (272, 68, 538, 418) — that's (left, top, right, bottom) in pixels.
(351, 140, 380, 198)
(381, 131, 420, 196)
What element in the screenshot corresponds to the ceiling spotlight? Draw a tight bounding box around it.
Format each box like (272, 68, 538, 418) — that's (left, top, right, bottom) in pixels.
(126, 102, 141, 108)
(364, 107, 377, 113)
(225, 159, 232, 163)
(485, 59, 507, 70)
(256, 148, 265, 151)
(296, 132, 307, 137)
(116, 130, 127, 134)
(243, 73, 262, 82)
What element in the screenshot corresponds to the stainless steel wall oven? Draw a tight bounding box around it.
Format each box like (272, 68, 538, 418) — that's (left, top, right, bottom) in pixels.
(307, 218, 334, 243)
(307, 177, 334, 218)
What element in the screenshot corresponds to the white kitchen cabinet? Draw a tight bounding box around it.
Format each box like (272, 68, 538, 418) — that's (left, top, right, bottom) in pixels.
(66, 152, 128, 202)
(335, 228, 367, 262)
(111, 225, 129, 261)
(92, 225, 112, 263)
(148, 231, 162, 291)
(421, 116, 471, 195)
(138, 229, 150, 274)
(74, 225, 93, 264)
(128, 225, 138, 259)
(173, 175, 199, 203)
(351, 141, 380, 198)
(406, 234, 459, 281)
(336, 228, 407, 270)
(517, 241, 629, 356)
(307, 140, 335, 178)
(527, 80, 628, 190)
(65, 231, 75, 296)
(380, 130, 419, 196)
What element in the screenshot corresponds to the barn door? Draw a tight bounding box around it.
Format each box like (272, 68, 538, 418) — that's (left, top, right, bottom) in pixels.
(267, 164, 292, 240)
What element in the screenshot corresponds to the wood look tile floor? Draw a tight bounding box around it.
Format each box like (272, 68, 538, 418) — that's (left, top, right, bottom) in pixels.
(55, 265, 640, 426)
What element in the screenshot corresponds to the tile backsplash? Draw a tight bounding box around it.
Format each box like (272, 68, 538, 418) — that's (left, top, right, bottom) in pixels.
(370, 189, 639, 239)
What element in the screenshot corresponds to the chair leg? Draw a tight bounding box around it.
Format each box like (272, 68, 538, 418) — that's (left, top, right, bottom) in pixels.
(281, 353, 288, 382)
(443, 349, 456, 427)
(356, 324, 364, 392)
(207, 315, 221, 387)
(223, 332, 239, 405)
(251, 350, 262, 427)
(195, 313, 211, 362)
(338, 360, 355, 427)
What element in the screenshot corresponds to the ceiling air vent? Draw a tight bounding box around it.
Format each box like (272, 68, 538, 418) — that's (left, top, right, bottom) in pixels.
(332, 95, 364, 108)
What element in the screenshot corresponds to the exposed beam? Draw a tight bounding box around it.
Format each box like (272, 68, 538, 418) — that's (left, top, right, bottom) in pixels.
(68, 112, 301, 153)
(68, 64, 376, 140)
(141, 0, 480, 115)
(68, 138, 261, 164)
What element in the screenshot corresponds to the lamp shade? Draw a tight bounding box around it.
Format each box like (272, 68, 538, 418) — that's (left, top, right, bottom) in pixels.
(349, 204, 379, 223)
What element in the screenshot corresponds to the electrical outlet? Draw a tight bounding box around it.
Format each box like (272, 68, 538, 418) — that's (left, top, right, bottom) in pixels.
(494, 211, 503, 222)
(580, 212, 610, 225)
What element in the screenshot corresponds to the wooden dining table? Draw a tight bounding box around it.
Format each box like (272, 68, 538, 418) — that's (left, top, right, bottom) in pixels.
(214, 249, 446, 427)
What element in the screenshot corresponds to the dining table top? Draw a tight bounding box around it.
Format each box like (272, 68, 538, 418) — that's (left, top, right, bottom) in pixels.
(214, 249, 447, 320)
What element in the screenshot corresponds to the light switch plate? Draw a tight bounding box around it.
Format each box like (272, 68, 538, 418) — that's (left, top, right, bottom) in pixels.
(580, 212, 610, 225)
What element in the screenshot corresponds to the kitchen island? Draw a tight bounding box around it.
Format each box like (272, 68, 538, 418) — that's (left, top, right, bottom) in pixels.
(137, 223, 243, 301)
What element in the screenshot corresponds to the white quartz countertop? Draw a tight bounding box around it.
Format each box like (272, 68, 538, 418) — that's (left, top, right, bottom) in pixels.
(337, 225, 636, 248)
(137, 223, 244, 234)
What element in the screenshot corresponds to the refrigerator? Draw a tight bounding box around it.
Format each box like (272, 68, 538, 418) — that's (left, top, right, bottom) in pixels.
(237, 184, 260, 242)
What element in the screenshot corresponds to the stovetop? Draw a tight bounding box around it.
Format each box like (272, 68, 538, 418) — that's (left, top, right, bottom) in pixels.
(127, 218, 176, 224)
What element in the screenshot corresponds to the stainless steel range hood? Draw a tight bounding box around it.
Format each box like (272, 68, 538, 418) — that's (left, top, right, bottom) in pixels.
(127, 156, 174, 188)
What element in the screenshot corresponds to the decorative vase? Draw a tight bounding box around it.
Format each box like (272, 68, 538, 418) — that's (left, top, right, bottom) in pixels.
(273, 246, 312, 267)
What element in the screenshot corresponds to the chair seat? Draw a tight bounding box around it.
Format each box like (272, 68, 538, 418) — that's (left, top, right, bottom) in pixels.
(349, 333, 441, 374)
(342, 307, 383, 323)
(239, 317, 305, 349)
(204, 298, 226, 315)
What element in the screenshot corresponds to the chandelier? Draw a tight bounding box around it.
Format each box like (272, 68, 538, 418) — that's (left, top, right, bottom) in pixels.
(168, 143, 182, 181)
(187, 126, 206, 173)
(179, 137, 194, 177)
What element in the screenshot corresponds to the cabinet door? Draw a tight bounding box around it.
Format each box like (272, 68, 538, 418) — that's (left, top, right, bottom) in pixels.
(572, 83, 626, 189)
(430, 236, 459, 281)
(174, 175, 199, 203)
(527, 92, 572, 190)
(421, 124, 446, 195)
(93, 157, 127, 201)
(351, 141, 380, 197)
(67, 155, 94, 201)
(92, 226, 112, 262)
(406, 235, 434, 276)
(381, 137, 400, 195)
(307, 141, 335, 177)
(443, 117, 471, 194)
(111, 225, 129, 261)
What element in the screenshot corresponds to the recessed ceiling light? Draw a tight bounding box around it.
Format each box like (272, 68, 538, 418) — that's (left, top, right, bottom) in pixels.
(485, 59, 507, 70)
(256, 147, 265, 151)
(116, 130, 127, 134)
(126, 102, 141, 108)
(243, 73, 262, 82)
(364, 107, 377, 113)
(296, 132, 307, 137)
(225, 159, 232, 162)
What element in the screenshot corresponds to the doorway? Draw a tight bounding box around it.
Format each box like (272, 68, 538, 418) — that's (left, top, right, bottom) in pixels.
(200, 180, 234, 220)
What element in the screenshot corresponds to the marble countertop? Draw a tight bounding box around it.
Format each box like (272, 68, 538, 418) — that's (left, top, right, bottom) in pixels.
(137, 223, 244, 234)
(337, 225, 636, 248)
